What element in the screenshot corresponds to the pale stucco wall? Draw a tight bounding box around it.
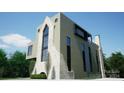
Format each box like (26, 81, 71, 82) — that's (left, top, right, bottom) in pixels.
(26, 13, 102, 79)
(26, 29, 39, 59)
(60, 13, 101, 79)
(31, 16, 61, 79)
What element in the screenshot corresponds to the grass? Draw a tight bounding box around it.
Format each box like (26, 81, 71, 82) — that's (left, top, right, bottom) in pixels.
(0, 77, 18, 80)
(0, 77, 30, 80)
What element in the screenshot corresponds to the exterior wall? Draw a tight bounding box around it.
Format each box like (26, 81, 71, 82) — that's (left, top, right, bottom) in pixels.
(50, 13, 61, 52)
(26, 13, 103, 79)
(31, 17, 50, 75)
(31, 15, 61, 79)
(26, 28, 39, 59)
(26, 41, 37, 59)
(89, 43, 101, 78)
(95, 35, 105, 78)
(60, 13, 101, 79)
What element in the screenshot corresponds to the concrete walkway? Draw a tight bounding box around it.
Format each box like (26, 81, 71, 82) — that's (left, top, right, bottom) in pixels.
(93, 78, 124, 81)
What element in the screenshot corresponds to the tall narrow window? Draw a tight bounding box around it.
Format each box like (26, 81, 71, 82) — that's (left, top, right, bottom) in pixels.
(27, 45, 32, 56)
(88, 47, 93, 72)
(82, 50, 86, 72)
(41, 25, 49, 62)
(66, 36, 71, 71)
(96, 50, 100, 72)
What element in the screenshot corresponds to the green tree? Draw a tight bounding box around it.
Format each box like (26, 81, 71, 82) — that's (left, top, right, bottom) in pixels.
(108, 52, 124, 70)
(9, 51, 30, 77)
(0, 49, 7, 77)
(0, 49, 7, 66)
(104, 54, 111, 71)
(106, 52, 124, 78)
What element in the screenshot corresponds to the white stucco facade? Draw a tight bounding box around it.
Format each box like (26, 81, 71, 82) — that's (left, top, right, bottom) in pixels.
(26, 13, 105, 79)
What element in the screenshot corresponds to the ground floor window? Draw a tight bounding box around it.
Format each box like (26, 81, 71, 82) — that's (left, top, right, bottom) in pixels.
(82, 50, 86, 72)
(88, 47, 93, 72)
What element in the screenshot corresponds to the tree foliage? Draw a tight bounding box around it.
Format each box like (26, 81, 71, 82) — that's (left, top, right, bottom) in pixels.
(0, 49, 30, 78)
(0, 49, 7, 67)
(104, 54, 111, 71)
(0, 49, 7, 77)
(104, 52, 124, 78)
(109, 52, 124, 70)
(9, 51, 30, 77)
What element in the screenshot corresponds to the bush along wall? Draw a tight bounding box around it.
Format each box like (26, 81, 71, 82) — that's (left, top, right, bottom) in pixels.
(31, 72, 47, 79)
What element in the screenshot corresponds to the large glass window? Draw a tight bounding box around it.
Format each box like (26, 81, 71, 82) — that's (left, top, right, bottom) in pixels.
(66, 36, 71, 71)
(41, 25, 49, 62)
(76, 28, 84, 38)
(75, 25, 92, 42)
(42, 49, 48, 61)
(43, 36, 48, 48)
(27, 45, 32, 56)
(43, 26, 49, 36)
(75, 27, 85, 38)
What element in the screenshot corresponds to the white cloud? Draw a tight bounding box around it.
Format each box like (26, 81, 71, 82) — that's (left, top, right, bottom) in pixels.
(0, 44, 9, 48)
(0, 34, 31, 48)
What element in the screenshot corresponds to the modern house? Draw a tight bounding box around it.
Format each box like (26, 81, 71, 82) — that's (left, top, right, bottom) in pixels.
(26, 13, 105, 79)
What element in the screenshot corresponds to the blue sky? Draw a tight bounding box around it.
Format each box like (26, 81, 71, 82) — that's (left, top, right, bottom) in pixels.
(0, 12, 124, 57)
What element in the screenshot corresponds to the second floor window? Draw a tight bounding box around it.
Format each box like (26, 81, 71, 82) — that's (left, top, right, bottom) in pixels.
(27, 45, 32, 56)
(75, 25, 92, 42)
(76, 28, 84, 38)
(75, 25, 85, 39)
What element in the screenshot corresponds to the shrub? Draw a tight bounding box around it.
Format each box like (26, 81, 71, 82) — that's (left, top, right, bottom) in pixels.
(31, 73, 47, 79)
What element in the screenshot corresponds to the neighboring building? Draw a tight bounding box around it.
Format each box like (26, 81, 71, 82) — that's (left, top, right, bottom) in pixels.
(26, 13, 105, 79)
